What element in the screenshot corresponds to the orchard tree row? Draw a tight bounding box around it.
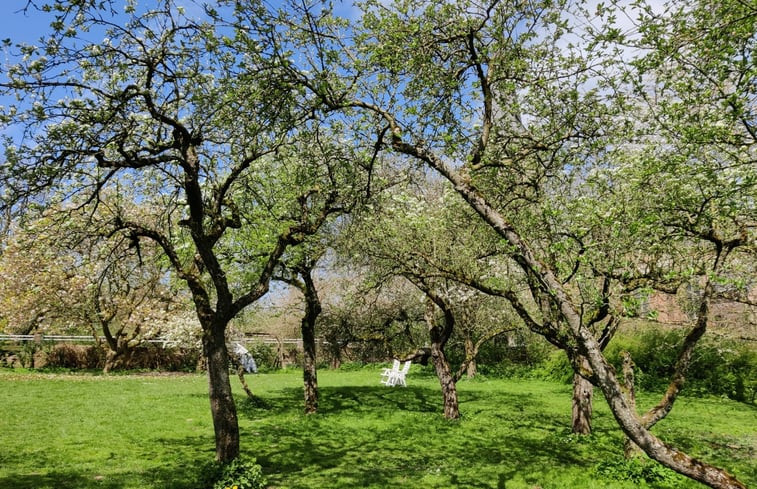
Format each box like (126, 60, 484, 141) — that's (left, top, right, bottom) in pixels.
(1, 1, 754, 488)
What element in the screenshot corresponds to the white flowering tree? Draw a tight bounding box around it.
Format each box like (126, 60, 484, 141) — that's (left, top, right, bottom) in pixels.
(0, 218, 92, 336)
(0, 208, 195, 372)
(0, 1, 357, 462)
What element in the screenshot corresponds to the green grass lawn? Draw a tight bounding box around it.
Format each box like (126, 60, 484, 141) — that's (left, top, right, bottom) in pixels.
(1, 367, 754, 489)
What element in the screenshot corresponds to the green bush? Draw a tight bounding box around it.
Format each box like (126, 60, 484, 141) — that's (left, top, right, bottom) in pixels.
(605, 328, 757, 402)
(472, 330, 561, 379)
(595, 457, 680, 487)
(240, 343, 276, 371)
(475, 331, 553, 366)
(203, 456, 267, 489)
(528, 350, 574, 384)
(478, 325, 756, 403)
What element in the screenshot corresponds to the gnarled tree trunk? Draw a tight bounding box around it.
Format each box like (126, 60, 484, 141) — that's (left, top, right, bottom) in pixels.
(463, 335, 477, 379)
(580, 325, 745, 489)
(279, 261, 323, 414)
(431, 343, 460, 419)
(424, 297, 460, 419)
(412, 149, 748, 489)
(622, 281, 714, 458)
(572, 360, 593, 435)
(103, 348, 127, 374)
(300, 267, 321, 415)
(236, 364, 256, 400)
(572, 315, 618, 436)
(620, 351, 641, 458)
(204, 323, 240, 463)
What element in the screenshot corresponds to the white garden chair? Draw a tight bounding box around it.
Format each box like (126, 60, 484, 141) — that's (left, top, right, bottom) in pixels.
(381, 360, 411, 386)
(380, 359, 401, 385)
(392, 360, 411, 386)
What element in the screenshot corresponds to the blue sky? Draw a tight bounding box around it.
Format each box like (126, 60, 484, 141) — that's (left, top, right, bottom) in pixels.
(0, 0, 359, 142)
(1, 2, 53, 45)
(0, 0, 360, 46)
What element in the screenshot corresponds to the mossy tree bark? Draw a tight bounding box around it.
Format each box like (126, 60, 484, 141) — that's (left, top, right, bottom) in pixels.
(571, 365, 593, 435)
(276, 255, 326, 414)
(423, 296, 460, 419)
(204, 322, 240, 462)
(299, 264, 322, 415)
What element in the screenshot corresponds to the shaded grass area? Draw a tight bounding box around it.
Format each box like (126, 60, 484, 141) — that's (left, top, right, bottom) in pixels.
(0, 368, 754, 489)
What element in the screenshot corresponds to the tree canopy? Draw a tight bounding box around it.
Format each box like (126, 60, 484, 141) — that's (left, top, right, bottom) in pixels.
(1, 0, 365, 462)
(1, 0, 754, 487)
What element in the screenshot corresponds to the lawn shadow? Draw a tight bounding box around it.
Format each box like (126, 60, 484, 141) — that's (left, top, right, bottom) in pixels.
(0, 435, 215, 489)
(237, 382, 605, 488)
(317, 384, 442, 414)
(0, 471, 124, 489)
(237, 383, 443, 419)
(0, 460, 206, 489)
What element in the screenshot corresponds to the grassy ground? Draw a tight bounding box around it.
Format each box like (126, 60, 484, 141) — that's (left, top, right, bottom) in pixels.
(0, 367, 754, 489)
